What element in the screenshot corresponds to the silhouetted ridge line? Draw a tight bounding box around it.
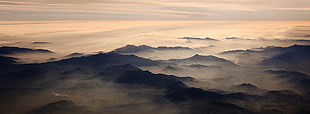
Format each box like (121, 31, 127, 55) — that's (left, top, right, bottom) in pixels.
(0, 46, 53, 55)
(51, 52, 160, 69)
(114, 44, 192, 53)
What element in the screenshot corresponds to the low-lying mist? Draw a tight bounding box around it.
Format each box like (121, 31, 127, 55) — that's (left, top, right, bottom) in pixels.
(1, 21, 310, 114)
(1, 42, 310, 114)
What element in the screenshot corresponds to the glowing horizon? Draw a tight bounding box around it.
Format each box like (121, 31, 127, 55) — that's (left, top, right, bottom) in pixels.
(0, 20, 309, 63)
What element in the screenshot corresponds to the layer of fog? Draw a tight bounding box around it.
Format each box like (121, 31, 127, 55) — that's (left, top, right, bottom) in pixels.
(1, 44, 310, 113)
(0, 65, 183, 114)
(1, 21, 310, 63)
(1, 21, 310, 114)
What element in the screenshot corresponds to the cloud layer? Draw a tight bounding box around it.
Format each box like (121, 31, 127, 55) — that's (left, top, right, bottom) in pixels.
(0, 0, 310, 20)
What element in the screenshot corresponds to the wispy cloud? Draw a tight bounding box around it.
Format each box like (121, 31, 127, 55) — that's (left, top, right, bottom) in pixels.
(0, 0, 310, 20)
(274, 8, 310, 11)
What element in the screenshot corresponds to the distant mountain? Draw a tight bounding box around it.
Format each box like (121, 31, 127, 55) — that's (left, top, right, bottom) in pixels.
(226, 37, 240, 40)
(114, 45, 153, 53)
(64, 52, 84, 58)
(163, 65, 181, 71)
(29, 100, 93, 114)
(221, 45, 309, 62)
(221, 45, 296, 55)
(293, 39, 310, 43)
(185, 64, 210, 68)
(0, 52, 161, 88)
(0, 56, 17, 72)
(31, 42, 50, 44)
(228, 83, 266, 95)
(181, 37, 219, 41)
(232, 83, 259, 90)
(261, 45, 310, 73)
(0, 55, 16, 64)
(0, 56, 44, 88)
(0, 46, 309, 114)
(220, 49, 256, 54)
(0, 46, 53, 55)
(156, 46, 191, 50)
(220, 45, 310, 68)
(266, 70, 310, 96)
(184, 64, 222, 70)
(97, 64, 141, 80)
(166, 54, 236, 66)
(98, 64, 193, 89)
(52, 52, 160, 70)
(0, 67, 47, 88)
(262, 90, 307, 106)
(114, 44, 192, 53)
(164, 87, 253, 114)
(223, 89, 310, 114)
(165, 87, 224, 102)
(183, 54, 230, 62)
(115, 70, 188, 89)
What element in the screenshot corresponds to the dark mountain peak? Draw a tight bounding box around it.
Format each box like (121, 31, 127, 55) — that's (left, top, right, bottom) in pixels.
(263, 90, 303, 98)
(204, 37, 218, 41)
(114, 44, 193, 53)
(166, 54, 237, 67)
(261, 44, 310, 53)
(261, 45, 310, 70)
(123, 44, 147, 48)
(192, 54, 203, 57)
(188, 54, 211, 60)
(226, 37, 240, 39)
(238, 83, 258, 89)
(97, 64, 141, 80)
(220, 49, 256, 54)
(0, 55, 17, 64)
(98, 63, 193, 88)
(0, 46, 53, 55)
(286, 45, 310, 54)
(187, 54, 229, 62)
(156, 46, 191, 50)
(52, 52, 159, 68)
(265, 70, 310, 94)
(222, 45, 309, 55)
(31, 42, 50, 44)
(29, 100, 92, 114)
(47, 100, 75, 106)
(114, 70, 188, 89)
(65, 52, 84, 58)
(186, 64, 209, 68)
(114, 44, 153, 53)
(228, 83, 266, 95)
(163, 65, 179, 71)
(265, 70, 309, 78)
(181, 37, 218, 41)
(104, 64, 141, 72)
(165, 87, 224, 102)
(30, 100, 76, 113)
(0, 56, 18, 72)
(289, 44, 310, 48)
(127, 44, 151, 48)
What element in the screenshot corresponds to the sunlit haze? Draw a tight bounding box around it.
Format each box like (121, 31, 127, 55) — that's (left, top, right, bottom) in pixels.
(0, 0, 310, 114)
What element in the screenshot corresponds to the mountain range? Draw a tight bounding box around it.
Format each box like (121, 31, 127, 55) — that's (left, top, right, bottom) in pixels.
(0, 45, 310, 114)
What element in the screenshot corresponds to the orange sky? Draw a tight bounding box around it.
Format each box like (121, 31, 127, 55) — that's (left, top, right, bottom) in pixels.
(0, 0, 310, 20)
